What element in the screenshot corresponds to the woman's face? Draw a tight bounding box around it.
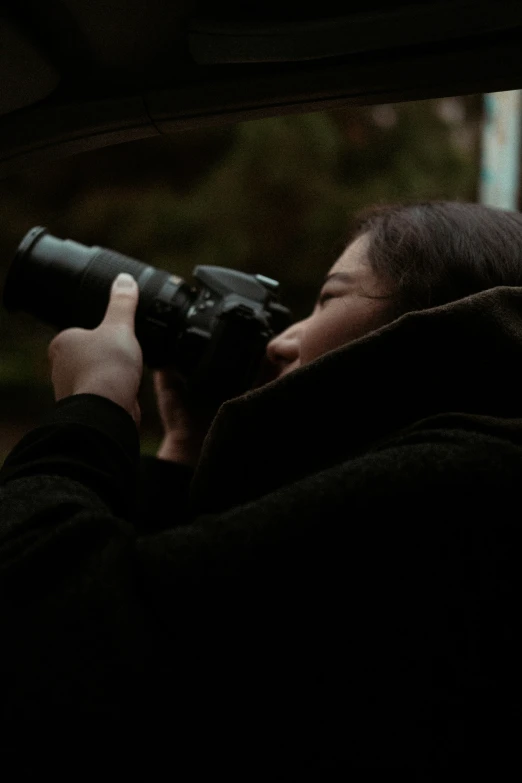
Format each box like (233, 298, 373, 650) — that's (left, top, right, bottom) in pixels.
(261, 232, 393, 382)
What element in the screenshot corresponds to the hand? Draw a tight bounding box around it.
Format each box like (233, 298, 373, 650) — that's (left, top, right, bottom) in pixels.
(153, 367, 220, 466)
(48, 273, 143, 426)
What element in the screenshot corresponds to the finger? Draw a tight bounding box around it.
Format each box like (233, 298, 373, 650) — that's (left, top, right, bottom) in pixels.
(48, 327, 87, 359)
(101, 273, 139, 328)
(153, 368, 186, 394)
(152, 370, 164, 395)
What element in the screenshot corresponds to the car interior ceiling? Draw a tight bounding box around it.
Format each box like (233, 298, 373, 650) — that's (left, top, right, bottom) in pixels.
(0, 0, 521, 177)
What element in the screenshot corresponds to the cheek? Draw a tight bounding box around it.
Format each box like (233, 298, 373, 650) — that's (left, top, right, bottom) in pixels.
(300, 301, 388, 364)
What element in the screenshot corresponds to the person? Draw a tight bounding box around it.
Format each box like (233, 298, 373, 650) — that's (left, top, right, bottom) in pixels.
(1, 199, 522, 774)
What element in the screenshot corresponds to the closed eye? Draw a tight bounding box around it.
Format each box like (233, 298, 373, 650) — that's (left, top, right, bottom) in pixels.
(317, 292, 335, 306)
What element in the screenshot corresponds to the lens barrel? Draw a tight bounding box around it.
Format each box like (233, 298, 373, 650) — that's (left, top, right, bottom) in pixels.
(3, 227, 194, 368)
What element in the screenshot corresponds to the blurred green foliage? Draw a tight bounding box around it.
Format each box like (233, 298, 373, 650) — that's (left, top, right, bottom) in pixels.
(0, 96, 482, 459)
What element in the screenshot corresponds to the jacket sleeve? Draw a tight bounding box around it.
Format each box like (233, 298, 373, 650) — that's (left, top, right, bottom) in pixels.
(0, 409, 519, 769)
(0, 393, 194, 533)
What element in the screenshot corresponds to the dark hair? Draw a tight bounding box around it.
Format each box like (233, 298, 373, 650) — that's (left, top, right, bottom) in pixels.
(351, 201, 522, 321)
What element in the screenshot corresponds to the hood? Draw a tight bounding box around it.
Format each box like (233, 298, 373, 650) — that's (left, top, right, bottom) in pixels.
(188, 286, 522, 515)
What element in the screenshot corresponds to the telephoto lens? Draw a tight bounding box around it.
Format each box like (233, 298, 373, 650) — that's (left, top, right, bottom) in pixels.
(2, 226, 195, 368)
(2, 227, 293, 405)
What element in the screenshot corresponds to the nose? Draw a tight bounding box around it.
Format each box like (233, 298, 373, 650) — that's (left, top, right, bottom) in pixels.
(265, 320, 302, 372)
(250, 321, 304, 389)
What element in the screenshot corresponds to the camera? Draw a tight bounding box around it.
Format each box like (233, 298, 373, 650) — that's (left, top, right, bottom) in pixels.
(2, 227, 293, 405)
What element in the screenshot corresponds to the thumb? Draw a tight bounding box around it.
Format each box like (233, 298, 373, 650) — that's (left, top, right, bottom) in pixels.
(101, 273, 139, 328)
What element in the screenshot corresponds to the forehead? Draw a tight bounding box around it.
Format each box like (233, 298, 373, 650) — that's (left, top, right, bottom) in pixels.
(329, 233, 371, 276)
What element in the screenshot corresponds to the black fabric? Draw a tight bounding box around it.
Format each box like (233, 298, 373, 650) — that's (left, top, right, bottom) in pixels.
(1, 286, 522, 774)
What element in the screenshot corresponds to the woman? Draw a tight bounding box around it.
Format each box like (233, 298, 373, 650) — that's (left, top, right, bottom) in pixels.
(1, 201, 522, 773)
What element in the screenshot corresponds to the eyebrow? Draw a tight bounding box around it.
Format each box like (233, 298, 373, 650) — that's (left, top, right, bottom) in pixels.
(323, 272, 357, 284)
